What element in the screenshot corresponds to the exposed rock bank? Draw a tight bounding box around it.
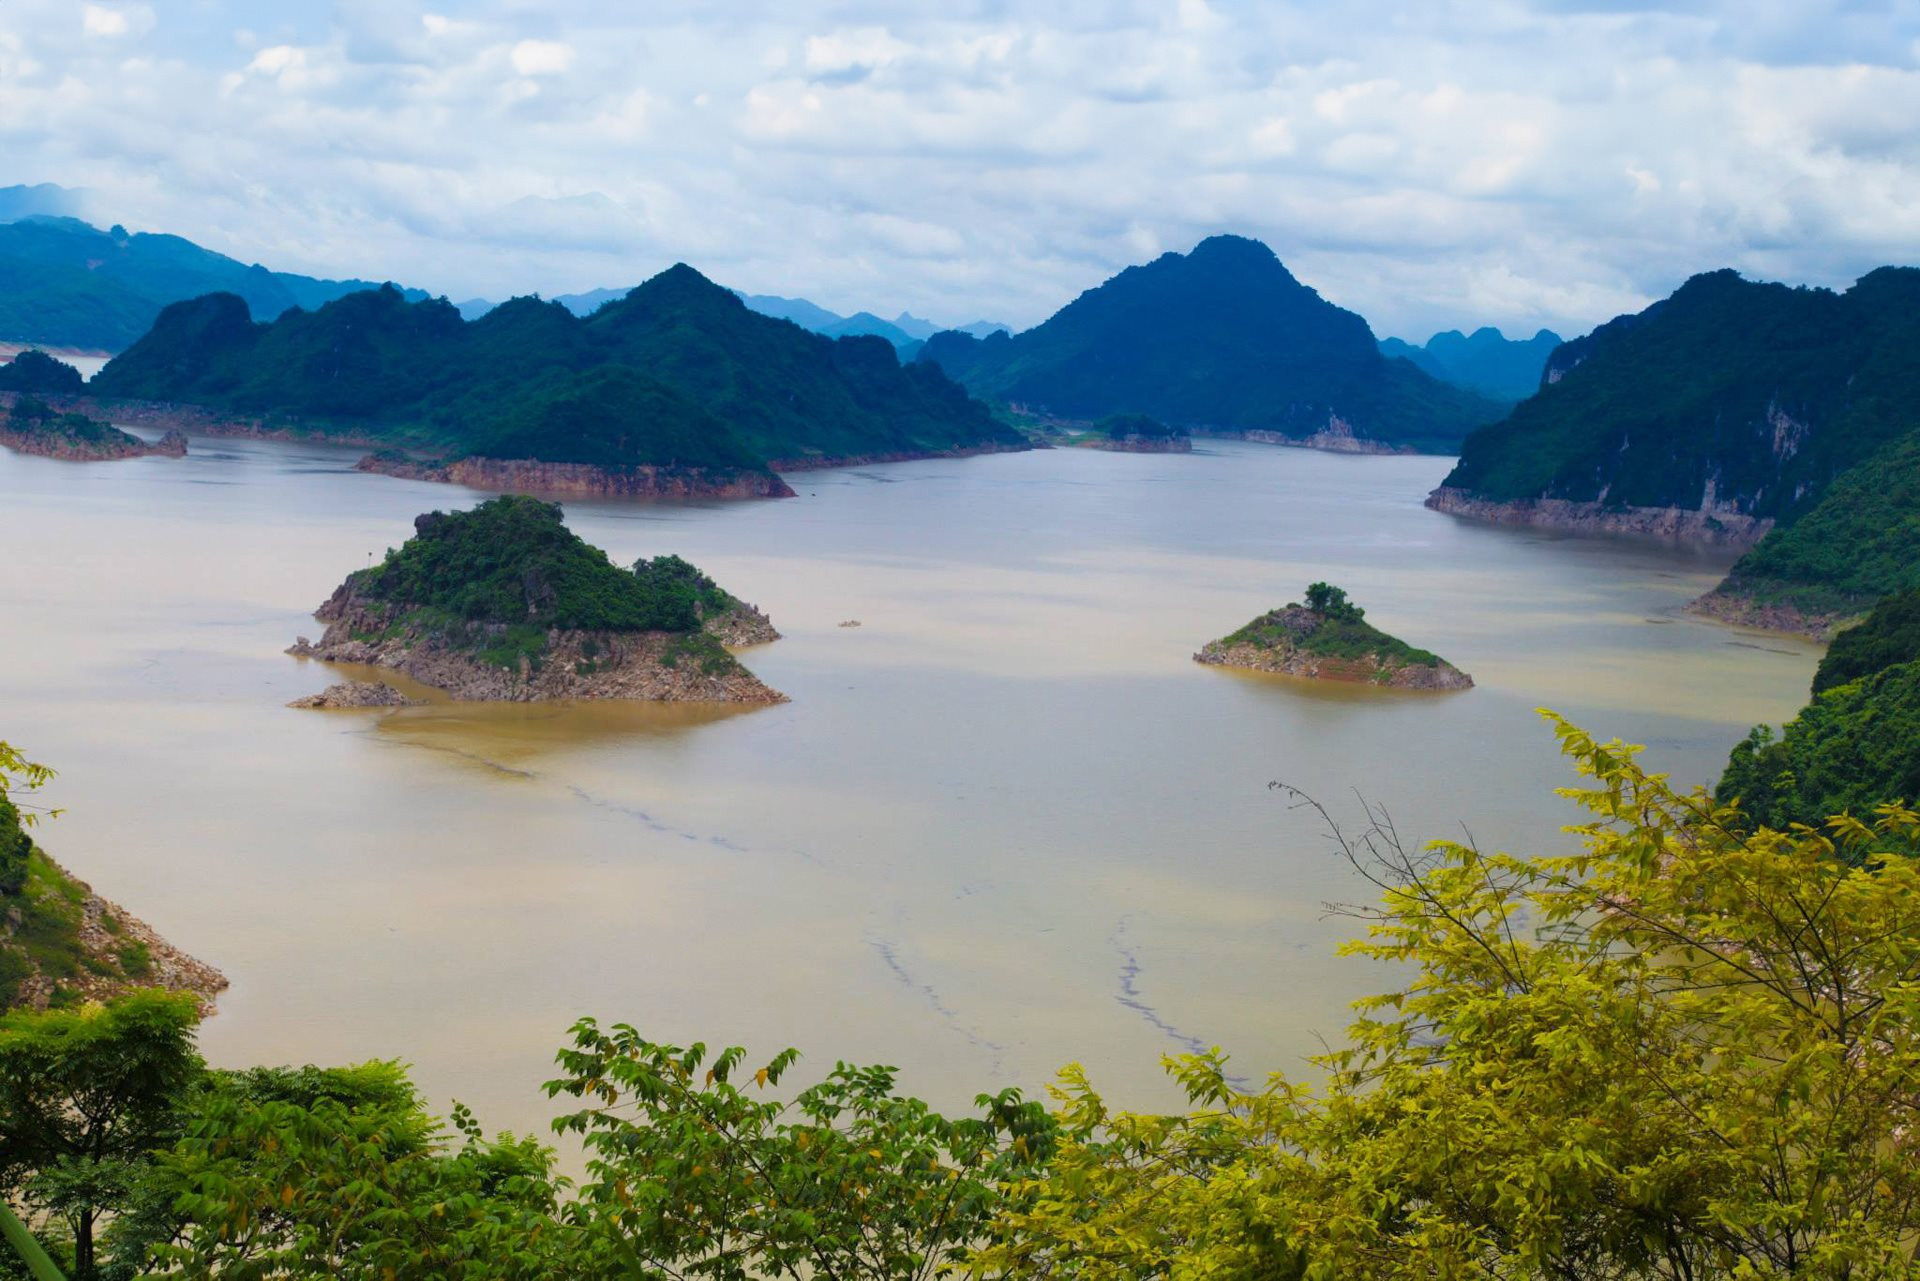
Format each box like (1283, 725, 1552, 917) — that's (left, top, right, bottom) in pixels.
(288, 680, 425, 709)
(356, 453, 798, 500)
(290, 587, 786, 704)
(1425, 486, 1773, 545)
(6, 858, 227, 1015)
(1686, 589, 1846, 641)
(1194, 603, 1473, 690)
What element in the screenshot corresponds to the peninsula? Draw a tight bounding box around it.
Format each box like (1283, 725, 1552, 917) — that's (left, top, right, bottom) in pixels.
(287, 496, 786, 704)
(1195, 583, 1473, 690)
(0, 395, 186, 461)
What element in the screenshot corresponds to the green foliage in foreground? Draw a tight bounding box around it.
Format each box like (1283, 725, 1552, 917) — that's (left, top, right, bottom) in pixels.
(350, 496, 713, 635)
(981, 718, 1920, 1277)
(11, 721, 1920, 1277)
(1716, 426, 1920, 618)
(0, 351, 85, 395)
(1718, 657, 1920, 832)
(1813, 586, 1920, 693)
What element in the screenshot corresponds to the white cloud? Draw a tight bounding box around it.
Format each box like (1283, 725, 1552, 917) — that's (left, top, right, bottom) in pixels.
(4, 0, 1920, 340)
(509, 39, 574, 76)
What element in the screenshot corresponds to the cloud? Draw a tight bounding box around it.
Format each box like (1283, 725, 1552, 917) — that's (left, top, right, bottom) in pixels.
(2, 0, 1918, 340)
(509, 39, 574, 76)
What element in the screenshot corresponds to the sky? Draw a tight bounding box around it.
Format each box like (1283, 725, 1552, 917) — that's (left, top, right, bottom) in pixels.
(4, 1, 1920, 340)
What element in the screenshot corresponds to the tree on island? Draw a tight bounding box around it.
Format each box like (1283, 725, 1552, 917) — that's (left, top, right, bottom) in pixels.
(1302, 581, 1363, 622)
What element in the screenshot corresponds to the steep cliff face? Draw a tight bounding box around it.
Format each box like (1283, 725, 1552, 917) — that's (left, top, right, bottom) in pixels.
(1431, 267, 1920, 545)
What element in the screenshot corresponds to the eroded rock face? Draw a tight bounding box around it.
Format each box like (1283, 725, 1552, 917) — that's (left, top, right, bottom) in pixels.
(1425, 486, 1774, 546)
(287, 680, 424, 709)
(1686, 588, 1844, 640)
(703, 604, 781, 647)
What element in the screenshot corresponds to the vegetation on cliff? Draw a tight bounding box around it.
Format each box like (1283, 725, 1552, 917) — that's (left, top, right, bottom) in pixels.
(1717, 588, 1920, 830)
(917, 235, 1500, 453)
(0, 745, 216, 1015)
(0, 350, 84, 395)
(11, 720, 1920, 1277)
(92, 265, 1019, 480)
(1710, 426, 1920, 618)
(1439, 268, 1920, 523)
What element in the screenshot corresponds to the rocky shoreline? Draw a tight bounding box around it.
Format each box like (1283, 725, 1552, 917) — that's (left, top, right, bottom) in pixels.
(355, 453, 798, 500)
(289, 680, 424, 709)
(1195, 638, 1474, 689)
(1685, 588, 1846, 641)
(1425, 486, 1774, 546)
(0, 424, 187, 461)
(290, 587, 787, 704)
(1078, 435, 1193, 454)
(7, 858, 228, 1015)
(1193, 426, 1411, 456)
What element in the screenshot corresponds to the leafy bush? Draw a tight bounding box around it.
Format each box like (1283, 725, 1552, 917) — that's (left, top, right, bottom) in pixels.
(351, 496, 706, 634)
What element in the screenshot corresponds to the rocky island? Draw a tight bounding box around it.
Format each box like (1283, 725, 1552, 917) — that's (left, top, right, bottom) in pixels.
(288, 495, 785, 704)
(1076, 414, 1193, 453)
(0, 394, 186, 461)
(1195, 583, 1473, 690)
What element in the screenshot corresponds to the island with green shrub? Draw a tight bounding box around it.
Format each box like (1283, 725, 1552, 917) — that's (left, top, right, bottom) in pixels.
(1195, 582, 1473, 689)
(89, 264, 1025, 499)
(1074, 413, 1193, 453)
(0, 394, 185, 461)
(286, 495, 785, 704)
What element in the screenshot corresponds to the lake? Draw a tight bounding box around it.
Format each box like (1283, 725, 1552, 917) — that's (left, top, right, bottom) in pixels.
(0, 435, 1819, 1137)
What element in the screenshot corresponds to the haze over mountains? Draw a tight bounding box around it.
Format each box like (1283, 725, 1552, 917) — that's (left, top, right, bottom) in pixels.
(1378, 328, 1563, 403)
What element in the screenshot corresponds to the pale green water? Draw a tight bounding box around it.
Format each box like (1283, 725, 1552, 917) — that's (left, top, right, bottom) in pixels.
(0, 436, 1818, 1135)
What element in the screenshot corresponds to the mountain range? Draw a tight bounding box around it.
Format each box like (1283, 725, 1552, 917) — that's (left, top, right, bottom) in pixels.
(1378, 327, 1563, 403)
(0, 214, 429, 351)
(89, 263, 1021, 488)
(916, 235, 1502, 453)
(457, 287, 1008, 357)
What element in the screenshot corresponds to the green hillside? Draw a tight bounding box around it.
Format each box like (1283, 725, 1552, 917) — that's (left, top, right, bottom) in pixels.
(92, 267, 1020, 477)
(0, 215, 428, 351)
(918, 235, 1500, 452)
(1439, 268, 1920, 522)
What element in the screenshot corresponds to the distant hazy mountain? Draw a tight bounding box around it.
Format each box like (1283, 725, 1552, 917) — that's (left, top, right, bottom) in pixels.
(917, 235, 1501, 453)
(0, 214, 429, 351)
(0, 183, 86, 223)
(93, 266, 1022, 476)
(1379, 326, 1562, 403)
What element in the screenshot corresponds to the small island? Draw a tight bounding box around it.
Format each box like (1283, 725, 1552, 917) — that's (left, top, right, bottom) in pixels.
(1195, 582, 1473, 690)
(287, 495, 786, 704)
(0, 395, 187, 462)
(1076, 414, 1193, 453)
